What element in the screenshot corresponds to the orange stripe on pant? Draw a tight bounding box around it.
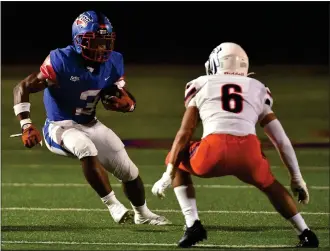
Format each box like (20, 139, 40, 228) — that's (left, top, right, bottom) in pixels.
(165, 134, 275, 190)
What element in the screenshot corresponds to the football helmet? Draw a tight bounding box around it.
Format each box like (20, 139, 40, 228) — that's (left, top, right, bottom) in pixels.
(72, 11, 115, 63)
(205, 42, 249, 76)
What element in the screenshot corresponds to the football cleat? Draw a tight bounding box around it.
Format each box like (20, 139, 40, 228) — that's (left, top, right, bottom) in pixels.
(134, 213, 171, 225)
(296, 229, 319, 248)
(108, 203, 133, 224)
(117, 211, 134, 224)
(178, 220, 207, 248)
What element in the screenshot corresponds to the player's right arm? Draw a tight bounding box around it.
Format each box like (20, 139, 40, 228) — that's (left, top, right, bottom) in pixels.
(13, 55, 57, 148)
(259, 88, 309, 204)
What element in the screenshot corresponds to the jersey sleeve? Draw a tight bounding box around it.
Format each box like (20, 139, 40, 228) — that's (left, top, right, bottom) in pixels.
(259, 86, 274, 119)
(264, 86, 273, 108)
(112, 52, 126, 88)
(40, 55, 57, 82)
(184, 81, 198, 107)
(184, 76, 208, 108)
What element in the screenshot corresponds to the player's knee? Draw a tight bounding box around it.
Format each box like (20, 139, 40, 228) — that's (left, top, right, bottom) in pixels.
(120, 163, 139, 182)
(62, 129, 98, 159)
(110, 150, 139, 182)
(75, 140, 98, 159)
(253, 174, 275, 191)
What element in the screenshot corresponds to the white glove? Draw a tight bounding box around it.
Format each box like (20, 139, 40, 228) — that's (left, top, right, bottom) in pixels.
(290, 177, 309, 204)
(152, 172, 172, 199)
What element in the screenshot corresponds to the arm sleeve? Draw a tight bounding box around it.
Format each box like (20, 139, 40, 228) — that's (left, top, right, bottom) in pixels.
(264, 119, 302, 180)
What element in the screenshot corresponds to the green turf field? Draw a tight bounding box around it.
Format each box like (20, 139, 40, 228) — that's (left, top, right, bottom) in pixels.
(1, 65, 329, 250)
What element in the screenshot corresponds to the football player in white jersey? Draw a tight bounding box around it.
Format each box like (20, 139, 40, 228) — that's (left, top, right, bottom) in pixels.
(152, 42, 319, 248)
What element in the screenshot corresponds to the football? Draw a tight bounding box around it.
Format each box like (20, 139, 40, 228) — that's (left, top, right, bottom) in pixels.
(100, 85, 122, 110)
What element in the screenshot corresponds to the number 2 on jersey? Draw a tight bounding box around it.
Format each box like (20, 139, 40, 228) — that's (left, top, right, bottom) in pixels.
(221, 84, 243, 113)
(75, 90, 101, 116)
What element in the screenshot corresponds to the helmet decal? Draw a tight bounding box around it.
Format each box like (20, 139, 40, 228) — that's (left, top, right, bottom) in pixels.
(75, 14, 93, 28)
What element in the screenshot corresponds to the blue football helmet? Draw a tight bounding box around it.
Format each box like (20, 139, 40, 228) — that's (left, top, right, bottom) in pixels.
(72, 11, 115, 63)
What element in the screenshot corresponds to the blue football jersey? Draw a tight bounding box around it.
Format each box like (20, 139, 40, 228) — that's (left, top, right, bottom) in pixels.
(43, 45, 124, 124)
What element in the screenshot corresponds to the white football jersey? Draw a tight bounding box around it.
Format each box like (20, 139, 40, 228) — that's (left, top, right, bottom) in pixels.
(184, 75, 273, 138)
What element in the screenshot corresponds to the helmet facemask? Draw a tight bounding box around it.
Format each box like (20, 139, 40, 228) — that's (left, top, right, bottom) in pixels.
(75, 30, 115, 63)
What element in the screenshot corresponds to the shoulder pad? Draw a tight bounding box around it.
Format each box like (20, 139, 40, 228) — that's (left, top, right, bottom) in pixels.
(184, 76, 208, 107)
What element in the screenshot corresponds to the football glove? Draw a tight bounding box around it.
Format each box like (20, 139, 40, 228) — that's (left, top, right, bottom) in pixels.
(22, 124, 42, 148)
(290, 177, 309, 204)
(103, 88, 135, 113)
(152, 172, 172, 199)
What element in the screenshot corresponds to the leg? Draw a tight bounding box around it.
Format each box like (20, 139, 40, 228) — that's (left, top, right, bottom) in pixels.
(262, 179, 298, 219)
(165, 136, 224, 228)
(61, 128, 131, 223)
(225, 134, 319, 247)
(172, 169, 199, 228)
(172, 169, 207, 248)
(235, 141, 318, 247)
(122, 175, 145, 207)
(43, 120, 129, 224)
(86, 121, 170, 225)
(165, 144, 208, 248)
(109, 148, 170, 225)
(261, 180, 319, 247)
(80, 155, 112, 197)
(43, 120, 112, 197)
(239, 160, 311, 235)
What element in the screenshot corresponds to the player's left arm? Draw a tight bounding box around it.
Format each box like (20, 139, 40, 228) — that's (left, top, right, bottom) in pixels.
(106, 77, 136, 112)
(259, 105, 302, 181)
(115, 76, 136, 103)
(119, 82, 136, 111)
(106, 53, 136, 112)
(259, 89, 309, 204)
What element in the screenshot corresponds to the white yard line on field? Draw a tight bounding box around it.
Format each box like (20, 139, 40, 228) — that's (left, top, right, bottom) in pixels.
(0, 240, 294, 248)
(1, 207, 329, 215)
(2, 182, 329, 190)
(5, 164, 330, 171)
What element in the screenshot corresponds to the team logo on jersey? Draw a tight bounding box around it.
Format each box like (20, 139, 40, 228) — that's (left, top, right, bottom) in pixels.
(70, 76, 80, 82)
(75, 14, 92, 28)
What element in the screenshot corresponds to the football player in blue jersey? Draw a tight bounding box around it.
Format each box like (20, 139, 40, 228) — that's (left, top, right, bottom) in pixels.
(13, 10, 170, 226)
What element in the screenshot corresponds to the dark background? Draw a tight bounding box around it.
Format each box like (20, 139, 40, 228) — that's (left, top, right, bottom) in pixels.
(1, 1, 329, 65)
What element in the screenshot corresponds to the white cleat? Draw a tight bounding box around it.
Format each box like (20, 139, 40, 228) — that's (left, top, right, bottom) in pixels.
(108, 203, 133, 224)
(134, 213, 172, 226)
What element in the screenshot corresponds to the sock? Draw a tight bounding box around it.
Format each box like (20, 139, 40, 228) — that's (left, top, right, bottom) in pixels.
(101, 191, 121, 207)
(174, 185, 199, 228)
(288, 213, 309, 235)
(131, 201, 153, 217)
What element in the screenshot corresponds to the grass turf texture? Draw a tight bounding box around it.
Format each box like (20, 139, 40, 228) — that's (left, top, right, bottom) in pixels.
(1, 65, 329, 250)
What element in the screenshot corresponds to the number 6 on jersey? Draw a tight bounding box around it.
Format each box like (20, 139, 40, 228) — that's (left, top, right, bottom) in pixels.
(221, 84, 243, 114)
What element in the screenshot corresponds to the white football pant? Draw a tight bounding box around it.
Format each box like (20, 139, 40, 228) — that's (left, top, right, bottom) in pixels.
(42, 119, 139, 182)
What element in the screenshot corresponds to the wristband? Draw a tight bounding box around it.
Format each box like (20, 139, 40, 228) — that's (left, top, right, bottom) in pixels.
(14, 102, 31, 116)
(165, 163, 174, 176)
(20, 118, 32, 129)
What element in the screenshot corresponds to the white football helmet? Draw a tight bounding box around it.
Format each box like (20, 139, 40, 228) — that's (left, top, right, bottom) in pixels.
(205, 42, 249, 76)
